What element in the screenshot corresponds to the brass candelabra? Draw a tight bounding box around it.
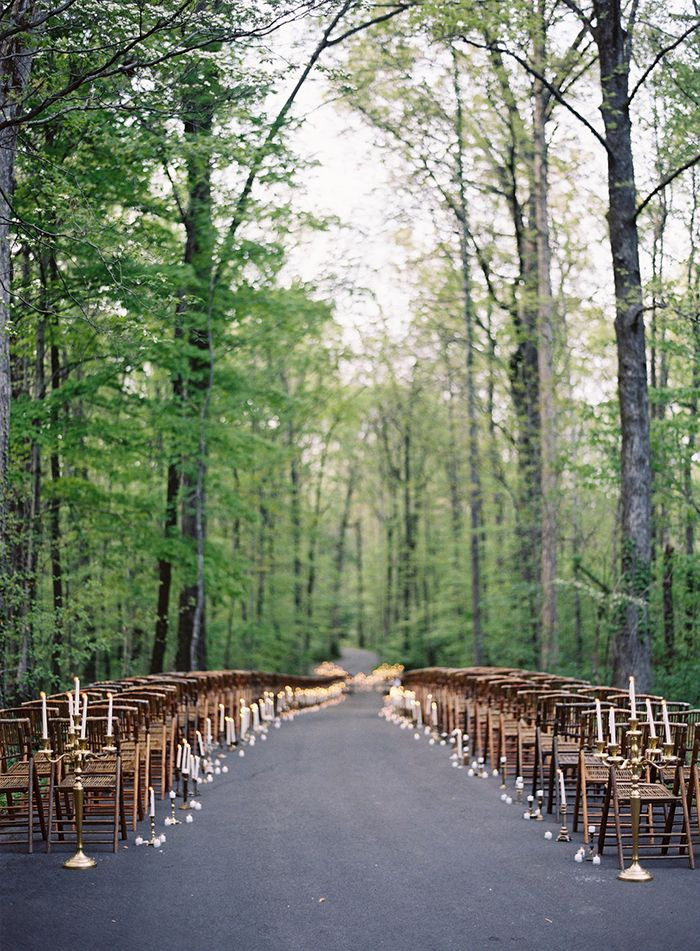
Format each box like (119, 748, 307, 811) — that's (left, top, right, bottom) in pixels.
(556, 803, 571, 842)
(46, 717, 117, 869)
(594, 721, 675, 883)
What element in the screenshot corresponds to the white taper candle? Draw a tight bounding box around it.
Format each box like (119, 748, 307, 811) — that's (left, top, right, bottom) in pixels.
(645, 698, 656, 738)
(629, 675, 636, 720)
(40, 691, 48, 740)
(662, 700, 672, 745)
(557, 768, 566, 807)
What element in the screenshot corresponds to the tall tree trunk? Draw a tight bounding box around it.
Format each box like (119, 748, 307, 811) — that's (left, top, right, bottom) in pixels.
(40, 249, 64, 680)
(532, 1, 558, 669)
(485, 40, 542, 662)
(173, 63, 217, 671)
(593, 0, 653, 690)
(683, 170, 698, 648)
(454, 53, 484, 664)
(0, 6, 33, 652)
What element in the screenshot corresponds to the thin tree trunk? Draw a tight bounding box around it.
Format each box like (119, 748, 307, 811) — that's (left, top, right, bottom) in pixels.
(329, 466, 356, 658)
(662, 543, 674, 667)
(355, 520, 366, 648)
(684, 169, 698, 647)
(305, 430, 331, 646)
(0, 6, 33, 655)
(532, 1, 558, 668)
(151, 462, 179, 672)
(454, 53, 484, 663)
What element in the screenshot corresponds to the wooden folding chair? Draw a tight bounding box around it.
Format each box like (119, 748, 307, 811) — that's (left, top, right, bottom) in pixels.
(598, 765, 695, 870)
(0, 718, 45, 852)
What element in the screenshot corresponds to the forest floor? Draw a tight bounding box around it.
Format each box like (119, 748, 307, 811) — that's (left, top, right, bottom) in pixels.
(2, 692, 698, 951)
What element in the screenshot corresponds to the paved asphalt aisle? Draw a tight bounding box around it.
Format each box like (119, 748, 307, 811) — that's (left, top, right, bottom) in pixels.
(2, 692, 699, 951)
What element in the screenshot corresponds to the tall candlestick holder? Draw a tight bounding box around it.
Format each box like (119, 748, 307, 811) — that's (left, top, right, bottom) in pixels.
(586, 825, 596, 861)
(179, 774, 191, 810)
(556, 802, 571, 841)
(168, 790, 181, 825)
(533, 789, 544, 820)
(145, 813, 157, 846)
(48, 715, 117, 869)
(594, 718, 676, 882)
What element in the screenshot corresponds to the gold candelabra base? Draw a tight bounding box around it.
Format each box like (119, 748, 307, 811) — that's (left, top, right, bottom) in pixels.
(64, 848, 97, 870)
(618, 860, 653, 883)
(557, 804, 571, 842)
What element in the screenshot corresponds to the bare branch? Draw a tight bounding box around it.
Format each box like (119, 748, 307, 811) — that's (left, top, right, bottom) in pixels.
(635, 152, 700, 219)
(325, 2, 410, 46)
(457, 32, 612, 155)
(628, 22, 700, 104)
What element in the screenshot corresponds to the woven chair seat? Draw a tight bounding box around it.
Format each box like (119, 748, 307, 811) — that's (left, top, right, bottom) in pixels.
(556, 752, 580, 766)
(85, 756, 118, 770)
(586, 766, 634, 782)
(0, 774, 29, 791)
(615, 782, 678, 802)
(58, 773, 116, 791)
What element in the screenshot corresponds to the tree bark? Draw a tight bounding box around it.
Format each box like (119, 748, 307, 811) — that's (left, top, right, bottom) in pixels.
(0, 3, 34, 644)
(151, 461, 179, 673)
(355, 520, 366, 648)
(329, 466, 356, 659)
(454, 55, 484, 664)
(172, 62, 217, 671)
(593, 0, 653, 690)
(532, 0, 558, 669)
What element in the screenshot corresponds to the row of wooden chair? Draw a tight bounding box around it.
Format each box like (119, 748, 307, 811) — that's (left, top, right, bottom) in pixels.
(0, 669, 345, 854)
(395, 666, 699, 874)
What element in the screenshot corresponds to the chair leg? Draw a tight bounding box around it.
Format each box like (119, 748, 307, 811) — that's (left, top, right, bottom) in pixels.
(678, 771, 695, 869)
(598, 777, 612, 856)
(34, 769, 47, 841)
(113, 769, 120, 853)
(28, 759, 34, 854)
(46, 767, 55, 854)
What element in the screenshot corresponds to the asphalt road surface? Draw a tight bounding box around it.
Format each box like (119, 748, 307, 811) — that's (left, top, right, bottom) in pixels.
(2, 692, 698, 951)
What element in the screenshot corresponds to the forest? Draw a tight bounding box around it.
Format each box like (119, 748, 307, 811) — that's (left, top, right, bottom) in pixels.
(0, 0, 698, 703)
